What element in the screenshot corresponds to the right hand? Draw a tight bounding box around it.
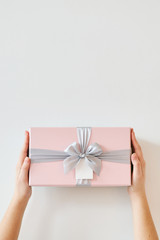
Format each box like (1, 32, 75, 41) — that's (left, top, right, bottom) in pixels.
(128, 129, 146, 198)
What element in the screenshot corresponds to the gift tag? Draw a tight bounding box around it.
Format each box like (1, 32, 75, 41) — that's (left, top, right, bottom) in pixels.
(75, 157, 93, 179)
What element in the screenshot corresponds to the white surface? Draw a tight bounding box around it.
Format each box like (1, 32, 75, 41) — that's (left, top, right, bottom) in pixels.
(0, 1, 160, 239)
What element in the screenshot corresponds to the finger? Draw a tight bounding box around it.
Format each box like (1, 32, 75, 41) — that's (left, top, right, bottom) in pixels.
(131, 130, 144, 161)
(21, 130, 29, 157)
(131, 153, 142, 179)
(19, 157, 30, 183)
(17, 131, 29, 172)
(131, 130, 146, 177)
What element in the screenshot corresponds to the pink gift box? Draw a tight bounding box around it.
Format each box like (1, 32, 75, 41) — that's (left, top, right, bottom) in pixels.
(29, 127, 132, 187)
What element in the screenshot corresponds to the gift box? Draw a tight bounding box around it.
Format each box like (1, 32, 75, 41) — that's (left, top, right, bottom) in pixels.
(29, 127, 132, 186)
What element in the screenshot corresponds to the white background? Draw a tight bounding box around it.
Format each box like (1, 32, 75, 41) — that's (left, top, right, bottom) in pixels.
(0, 1, 160, 239)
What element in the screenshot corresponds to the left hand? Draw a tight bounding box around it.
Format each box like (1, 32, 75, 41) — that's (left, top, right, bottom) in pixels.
(13, 131, 32, 205)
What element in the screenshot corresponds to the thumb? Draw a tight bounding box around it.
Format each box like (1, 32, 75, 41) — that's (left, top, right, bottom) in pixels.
(131, 153, 142, 179)
(19, 157, 30, 182)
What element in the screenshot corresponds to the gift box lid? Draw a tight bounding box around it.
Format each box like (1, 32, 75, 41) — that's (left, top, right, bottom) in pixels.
(29, 127, 131, 187)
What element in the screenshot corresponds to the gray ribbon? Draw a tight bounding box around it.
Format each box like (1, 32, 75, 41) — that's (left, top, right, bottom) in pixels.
(30, 127, 131, 185)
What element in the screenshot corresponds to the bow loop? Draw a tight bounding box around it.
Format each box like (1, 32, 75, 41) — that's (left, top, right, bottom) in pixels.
(86, 143, 103, 156)
(64, 142, 80, 156)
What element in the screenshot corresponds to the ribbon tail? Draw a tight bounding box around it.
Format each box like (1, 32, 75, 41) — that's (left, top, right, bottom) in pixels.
(76, 179, 91, 186)
(63, 155, 80, 174)
(85, 156, 101, 176)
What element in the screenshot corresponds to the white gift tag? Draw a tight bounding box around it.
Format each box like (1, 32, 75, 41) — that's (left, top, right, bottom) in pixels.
(75, 158, 93, 179)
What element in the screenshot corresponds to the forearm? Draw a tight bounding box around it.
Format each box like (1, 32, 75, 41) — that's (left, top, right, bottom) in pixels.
(130, 193, 159, 240)
(0, 197, 28, 240)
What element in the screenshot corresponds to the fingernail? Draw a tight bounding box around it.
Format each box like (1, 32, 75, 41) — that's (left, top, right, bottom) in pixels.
(132, 154, 138, 161)
(132, 152, 136, 158)
(24, 157, 29, 164)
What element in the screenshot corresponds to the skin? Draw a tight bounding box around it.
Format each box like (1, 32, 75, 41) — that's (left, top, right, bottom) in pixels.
(0, 129, 159, 240)
(128, 129, 159, 240)
(0, 131, 31, 240)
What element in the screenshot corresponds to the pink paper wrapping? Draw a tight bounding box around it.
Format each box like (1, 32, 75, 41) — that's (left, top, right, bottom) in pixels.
(29, 127, 131, 186)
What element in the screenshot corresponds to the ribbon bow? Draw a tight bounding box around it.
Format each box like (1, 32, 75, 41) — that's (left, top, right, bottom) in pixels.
(64, 127, 103, 176)
(64, 142, 103, 176)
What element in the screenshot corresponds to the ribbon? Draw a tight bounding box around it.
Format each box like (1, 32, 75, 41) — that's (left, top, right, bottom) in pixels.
(30, 127, 131, 185)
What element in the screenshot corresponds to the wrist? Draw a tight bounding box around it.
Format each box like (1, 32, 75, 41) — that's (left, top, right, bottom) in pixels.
(129, 189, 147, 202)
(11, 193, 29, 210)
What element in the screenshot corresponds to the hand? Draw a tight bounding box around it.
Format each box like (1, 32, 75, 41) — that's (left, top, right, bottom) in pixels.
(128, 129, 146, 198)
(128, 130, 159, 240)
(0, 131, 32, 240)
(13, 131, 32, 205)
